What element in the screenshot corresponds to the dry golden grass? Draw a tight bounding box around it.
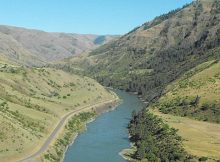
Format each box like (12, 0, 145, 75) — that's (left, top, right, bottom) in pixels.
(151, 109, 220, 160)
(0, 62, 116, 162)
(161, 60, 220, 107)
(150, 60, 220, 160)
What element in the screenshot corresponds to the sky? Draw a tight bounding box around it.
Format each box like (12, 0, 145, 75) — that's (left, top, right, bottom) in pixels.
(0, 0, 193, 35)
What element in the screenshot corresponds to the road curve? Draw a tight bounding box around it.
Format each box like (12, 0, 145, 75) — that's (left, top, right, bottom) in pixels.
(17, 99, 117, 162)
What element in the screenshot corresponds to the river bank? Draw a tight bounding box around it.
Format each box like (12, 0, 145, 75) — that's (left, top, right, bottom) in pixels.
(37, 112, 96, 162)
(35, 96, 120, 162)
(59, 117, 96, 162)
(63, 90, 144, 162)
(119, 143, 137, 162)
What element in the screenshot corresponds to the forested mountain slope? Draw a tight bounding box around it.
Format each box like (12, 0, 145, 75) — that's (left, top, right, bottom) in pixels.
(69, 0, 220, 102)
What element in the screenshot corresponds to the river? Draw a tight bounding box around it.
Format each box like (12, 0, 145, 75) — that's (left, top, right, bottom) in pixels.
(63, 90, 144, 162)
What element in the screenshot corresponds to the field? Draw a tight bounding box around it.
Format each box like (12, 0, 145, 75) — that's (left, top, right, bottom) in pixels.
(151, 109, 220, 161)
(0, 61, 116, 162)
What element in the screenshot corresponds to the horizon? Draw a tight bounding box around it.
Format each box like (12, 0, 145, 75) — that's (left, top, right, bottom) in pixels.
(0, 0, 192, 35)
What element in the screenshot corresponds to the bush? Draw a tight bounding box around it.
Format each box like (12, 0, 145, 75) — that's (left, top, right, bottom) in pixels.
(199, 156, 208, 161)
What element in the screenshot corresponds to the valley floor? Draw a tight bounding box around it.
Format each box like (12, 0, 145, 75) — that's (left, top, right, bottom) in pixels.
(151, 109, 220, 160)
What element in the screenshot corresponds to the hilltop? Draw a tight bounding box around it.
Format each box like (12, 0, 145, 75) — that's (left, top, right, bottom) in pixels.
(0, 25, 118, 66)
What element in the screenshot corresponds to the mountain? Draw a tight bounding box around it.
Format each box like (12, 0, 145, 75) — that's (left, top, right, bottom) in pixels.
(66, 0, 220, 103)
(0, 25, 118, 66)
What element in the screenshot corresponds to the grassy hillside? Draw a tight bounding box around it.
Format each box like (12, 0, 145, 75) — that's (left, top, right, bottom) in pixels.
(153, 59, 220, 123)
(0, 60, 116, 162)
(0, 25, 118, 66)
(140, 59, 220, 161)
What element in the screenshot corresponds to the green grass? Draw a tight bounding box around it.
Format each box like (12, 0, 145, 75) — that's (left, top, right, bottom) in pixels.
(0, 62, 116, 162)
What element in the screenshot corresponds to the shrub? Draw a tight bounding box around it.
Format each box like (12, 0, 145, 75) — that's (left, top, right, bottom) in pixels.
(199, 156, 208, 161)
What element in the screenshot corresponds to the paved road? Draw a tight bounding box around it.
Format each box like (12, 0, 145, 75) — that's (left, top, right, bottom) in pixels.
(17, 99, 117, 162)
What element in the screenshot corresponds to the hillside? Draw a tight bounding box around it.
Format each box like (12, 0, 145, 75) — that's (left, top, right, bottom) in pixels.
(0, 59, 116, 162)
(66, 0, 220, 103)
(0, 25, 118, 66)
(154, 59, 220, 123)
(145, 59, 220, 160)
(124, 44, 220, 161)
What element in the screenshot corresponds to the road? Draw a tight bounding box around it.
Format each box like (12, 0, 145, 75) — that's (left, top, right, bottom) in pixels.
(17, 98, 117, 162)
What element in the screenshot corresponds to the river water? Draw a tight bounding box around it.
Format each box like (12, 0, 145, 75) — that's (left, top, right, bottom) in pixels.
(63, 90, 144, 162)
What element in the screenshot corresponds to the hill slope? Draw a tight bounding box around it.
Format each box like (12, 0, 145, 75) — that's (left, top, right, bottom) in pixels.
(154, 59, 220, 123)
(144, 58, 220, 160)
(0, 25, 118, 66)
(0, 60, 116, 162)
(68, 0, 220, 102)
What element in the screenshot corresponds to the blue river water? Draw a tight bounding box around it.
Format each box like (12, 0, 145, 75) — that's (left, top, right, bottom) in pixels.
(63, 90, 144, 162)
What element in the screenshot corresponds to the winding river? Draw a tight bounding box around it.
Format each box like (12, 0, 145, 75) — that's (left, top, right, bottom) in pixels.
(63, 90, 144, 162)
